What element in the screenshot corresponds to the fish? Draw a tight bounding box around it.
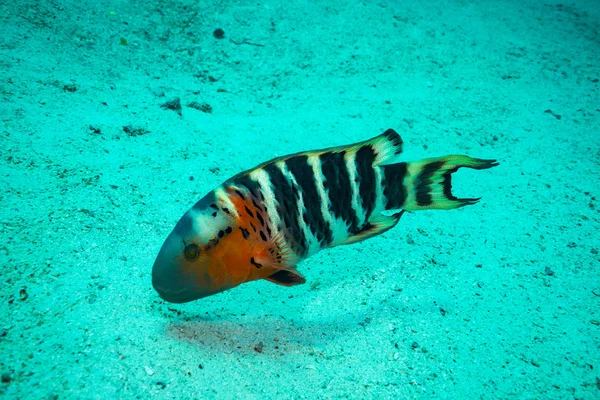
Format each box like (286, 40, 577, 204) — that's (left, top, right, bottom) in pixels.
(152, 129, 498, 303)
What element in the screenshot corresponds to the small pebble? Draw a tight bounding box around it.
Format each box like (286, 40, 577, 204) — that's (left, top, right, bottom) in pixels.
(544, 109, 562, 120)
(187, 101, 212, 113)
(590, 320, 600, 326)
(144, 366, 155, 376)
(160, 98, 182, 116)
(254, 341, 264, 353)
(213, 28, 225, 39)
(411, 341, 419, 350)
(63, 83, 77, 92)
(1, 373, 11, 383)
(122, 126, 150, 137)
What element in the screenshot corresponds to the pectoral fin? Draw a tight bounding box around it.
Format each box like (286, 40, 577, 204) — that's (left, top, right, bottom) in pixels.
(265, 269, 306, 286)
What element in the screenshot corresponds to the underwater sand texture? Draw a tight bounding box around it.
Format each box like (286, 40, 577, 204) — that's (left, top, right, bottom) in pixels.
(1, 0, 598, 398)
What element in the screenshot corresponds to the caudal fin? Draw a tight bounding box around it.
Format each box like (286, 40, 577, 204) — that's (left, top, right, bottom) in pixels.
(401, 155, 498, 211)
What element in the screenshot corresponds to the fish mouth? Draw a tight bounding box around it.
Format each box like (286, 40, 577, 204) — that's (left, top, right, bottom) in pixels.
(152, 281, 201, 304)
(152, 267, 217, 303)
(151, 262, 195, 303)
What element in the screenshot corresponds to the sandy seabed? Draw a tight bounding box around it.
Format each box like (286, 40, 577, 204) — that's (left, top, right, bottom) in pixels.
(1, 0, 599, 399)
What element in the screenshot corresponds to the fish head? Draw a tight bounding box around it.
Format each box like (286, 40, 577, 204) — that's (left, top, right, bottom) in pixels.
(152, 190, 246, 303)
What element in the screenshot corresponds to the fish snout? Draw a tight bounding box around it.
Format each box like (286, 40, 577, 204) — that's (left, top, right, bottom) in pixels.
(152, 230, 224, 303)
(152, 233, 194, 303)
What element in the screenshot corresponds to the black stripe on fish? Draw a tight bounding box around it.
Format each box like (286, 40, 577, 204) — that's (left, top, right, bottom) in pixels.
(354, 145, 377, 222)
(250, 257, 262, 268)
(443, 166, 460, 201)
(240, 227, 250, 239)
(256, 212, 265, 227)
(285, 155, 333, 247)
(263, 163, 308, 256)
(382, 162, 408, 210)
(235, 174, 262, 199)
(416, 161, 445, 206)
(244, 205, 254, 218)
(382, 128, 404, 155)
(319, 151, 360, 234)
(232, 174, 268, 217)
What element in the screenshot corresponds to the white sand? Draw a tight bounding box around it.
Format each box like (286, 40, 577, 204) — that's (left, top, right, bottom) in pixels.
(1, 0, 599, 398)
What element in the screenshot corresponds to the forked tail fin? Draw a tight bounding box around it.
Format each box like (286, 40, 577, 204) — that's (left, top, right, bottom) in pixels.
(384, 155, 498, 211)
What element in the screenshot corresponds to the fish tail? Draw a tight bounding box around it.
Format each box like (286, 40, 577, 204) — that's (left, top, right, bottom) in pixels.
(383, 155, 498, 211)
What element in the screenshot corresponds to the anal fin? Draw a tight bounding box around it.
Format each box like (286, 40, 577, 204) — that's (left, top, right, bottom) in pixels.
(345, 211, 405, 245)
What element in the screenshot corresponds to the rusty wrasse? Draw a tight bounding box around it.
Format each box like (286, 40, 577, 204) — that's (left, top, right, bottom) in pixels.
(152, 129, 497, 303)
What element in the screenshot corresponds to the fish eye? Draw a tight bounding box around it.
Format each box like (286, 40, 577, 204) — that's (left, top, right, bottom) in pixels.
(183, 243, 201, 261)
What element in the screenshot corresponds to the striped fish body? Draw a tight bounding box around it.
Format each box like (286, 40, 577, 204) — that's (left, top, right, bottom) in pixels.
(152, 129, 497, 303)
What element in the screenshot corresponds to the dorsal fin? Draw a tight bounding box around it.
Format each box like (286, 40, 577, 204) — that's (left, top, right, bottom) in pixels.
(347, 128, 403, 166)
(234, 129, 404, 175)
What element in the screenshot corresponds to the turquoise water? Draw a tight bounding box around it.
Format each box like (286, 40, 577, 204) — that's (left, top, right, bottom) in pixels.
(1, 0, 599, 398)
